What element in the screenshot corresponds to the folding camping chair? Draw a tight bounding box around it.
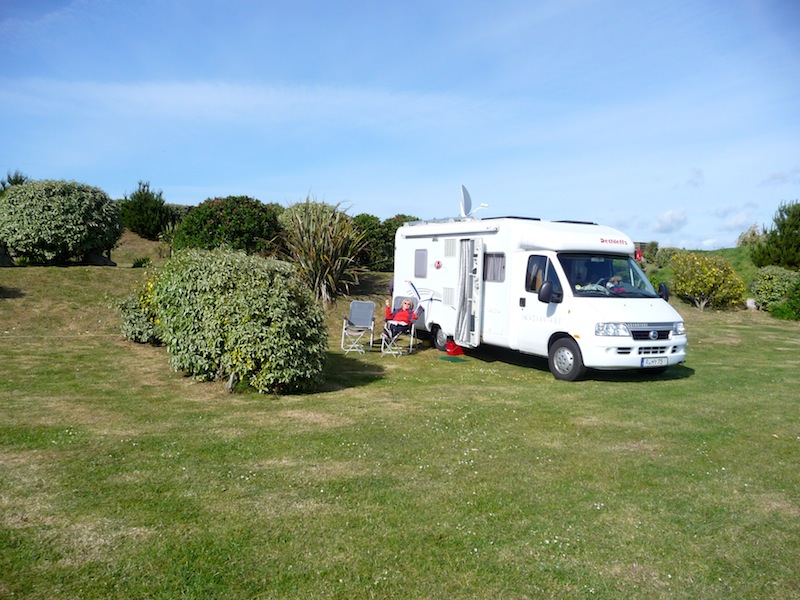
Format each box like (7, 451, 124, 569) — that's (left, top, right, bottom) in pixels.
(341, 300, 375, 354)
(381, 297, 418, 357)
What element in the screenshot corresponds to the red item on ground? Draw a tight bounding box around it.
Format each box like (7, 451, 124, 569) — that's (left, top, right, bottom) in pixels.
(446, 341, 464, 356)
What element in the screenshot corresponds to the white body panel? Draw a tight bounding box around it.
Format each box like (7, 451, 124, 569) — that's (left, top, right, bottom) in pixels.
(392, 217, 687, 372)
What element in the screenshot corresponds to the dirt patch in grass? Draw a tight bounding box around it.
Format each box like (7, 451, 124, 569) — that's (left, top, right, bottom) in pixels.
(53, 520, 156, 567)
(756, 493, 800, 518)
(609, 561, 669, 591)
(1, 450, 59, 529)
(608, 440, 663, 457)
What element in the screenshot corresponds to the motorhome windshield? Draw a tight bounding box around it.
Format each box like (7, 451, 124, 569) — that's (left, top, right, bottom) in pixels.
(558, 253, 658, 298)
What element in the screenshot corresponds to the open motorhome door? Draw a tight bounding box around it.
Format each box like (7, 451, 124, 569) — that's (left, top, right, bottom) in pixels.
(455, 238, 484, 348)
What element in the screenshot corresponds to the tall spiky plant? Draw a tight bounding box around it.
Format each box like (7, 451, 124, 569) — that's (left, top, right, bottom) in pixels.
(281, 197, 368, 305)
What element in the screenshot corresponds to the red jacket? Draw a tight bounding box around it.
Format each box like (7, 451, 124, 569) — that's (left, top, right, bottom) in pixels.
(386, 306, 417, 324)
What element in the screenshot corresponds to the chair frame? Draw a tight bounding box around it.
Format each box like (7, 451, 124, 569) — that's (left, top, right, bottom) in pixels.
(341, 300, 375, 355)
(381, 298, 417, 357)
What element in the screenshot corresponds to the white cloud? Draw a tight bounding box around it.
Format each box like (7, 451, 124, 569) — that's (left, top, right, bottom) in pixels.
(721, 211, 753, 231)
(654, 208, 688, 233)
(759, 166, 800, 187)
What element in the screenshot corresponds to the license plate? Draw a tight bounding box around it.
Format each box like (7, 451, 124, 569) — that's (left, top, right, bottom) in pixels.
(641, 357, 668, 367)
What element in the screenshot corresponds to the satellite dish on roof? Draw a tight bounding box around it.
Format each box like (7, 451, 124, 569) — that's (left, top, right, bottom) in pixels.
(460, 185, 472, 217)
(460, 185, 488, 218)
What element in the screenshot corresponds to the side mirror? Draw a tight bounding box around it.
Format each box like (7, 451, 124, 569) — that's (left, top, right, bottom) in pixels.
(538, 281, 562, 304)
(658, 283, 670, 301)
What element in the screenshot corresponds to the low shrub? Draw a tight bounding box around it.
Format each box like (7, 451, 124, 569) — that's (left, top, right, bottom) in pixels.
(750, 265, 800, 311)
(770, 279, 800, 320)
(671, 252, 746, 310)
(0, 180, 123, 264)
(120, 248, 327, 393)
(645, 267, 669, 291)
(118, 278, 159, 344)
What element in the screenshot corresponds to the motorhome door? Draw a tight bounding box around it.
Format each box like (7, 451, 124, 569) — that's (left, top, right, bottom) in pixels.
(517, 254, 563, 356)
(454, 238, 484, 348)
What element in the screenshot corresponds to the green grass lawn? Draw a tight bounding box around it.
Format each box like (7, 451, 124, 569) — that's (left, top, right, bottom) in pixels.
(1, 263, 799, 599)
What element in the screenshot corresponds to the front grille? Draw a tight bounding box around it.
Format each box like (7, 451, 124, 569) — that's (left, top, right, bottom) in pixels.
(638, 346, 668, 355)
(631, 329, 671, 341)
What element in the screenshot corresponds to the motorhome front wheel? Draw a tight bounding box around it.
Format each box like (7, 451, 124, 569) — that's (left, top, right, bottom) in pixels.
(549, 338, 586, 381)
(432, 326, 448, 352)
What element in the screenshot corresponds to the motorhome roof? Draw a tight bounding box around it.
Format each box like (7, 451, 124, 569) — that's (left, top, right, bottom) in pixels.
(398, 216, 635, 254)
(403, 216, 598, 226)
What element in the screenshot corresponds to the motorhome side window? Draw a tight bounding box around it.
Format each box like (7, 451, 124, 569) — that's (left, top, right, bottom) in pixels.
(484, 253, 505, 282)
(414, 249, 427, 278)
(525, 256, 561, 293)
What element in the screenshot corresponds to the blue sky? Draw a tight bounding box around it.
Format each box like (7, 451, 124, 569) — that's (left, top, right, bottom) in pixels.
(1, 0, 798, 249)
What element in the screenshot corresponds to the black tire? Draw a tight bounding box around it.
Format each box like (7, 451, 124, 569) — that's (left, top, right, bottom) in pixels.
(432, 326, 448, 352)
(548, 337, 586, 381)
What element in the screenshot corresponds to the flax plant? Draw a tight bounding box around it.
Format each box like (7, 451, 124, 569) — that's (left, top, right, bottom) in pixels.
(281, 197, 368, 305)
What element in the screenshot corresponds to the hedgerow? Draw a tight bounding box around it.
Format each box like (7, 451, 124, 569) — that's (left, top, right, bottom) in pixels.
(120, 248, 327, 393)
(0, 180, 123, 264)
(671, 252, 746, 310)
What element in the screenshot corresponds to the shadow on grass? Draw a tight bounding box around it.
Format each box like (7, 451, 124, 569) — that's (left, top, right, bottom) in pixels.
(0, 286, 25, 299)
(320, 351, 387, 392)
(464, 344, 695, 381)
(350, 271, 393, 298)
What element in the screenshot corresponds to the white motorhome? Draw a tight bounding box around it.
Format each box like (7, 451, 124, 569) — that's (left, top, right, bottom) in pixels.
(392, 210, 687, 380)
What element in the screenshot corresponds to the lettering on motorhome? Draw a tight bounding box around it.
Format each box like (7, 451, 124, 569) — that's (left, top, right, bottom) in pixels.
(600, 237, 627, 245)
(522, 314, 562, 325)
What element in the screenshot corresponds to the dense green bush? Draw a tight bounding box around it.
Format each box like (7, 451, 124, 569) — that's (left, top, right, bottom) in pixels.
(353, 213, 384, 270)
(642, 241, 659, 265)
(119, 274, 160, 344)
(120, 248, 327, 393)
(751, 201, 800, 269)
(751, 266, 800, 311)
(0, 180, 123, 264)
(654, 246, 684, 268)
(352, 212, 419, 272)
(166, 203, 192, 223)
(671, 252, 746, 310)
(770, 279, 800, 320)
(119, 181, 173, 240)
(172, 196, 283, 254)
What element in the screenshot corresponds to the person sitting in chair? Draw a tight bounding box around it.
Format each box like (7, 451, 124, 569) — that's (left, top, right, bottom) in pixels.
(382, 298, 417, 340)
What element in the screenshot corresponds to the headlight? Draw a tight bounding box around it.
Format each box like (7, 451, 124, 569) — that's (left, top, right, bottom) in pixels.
(673, 322, 686, 336)
(595, 323, 631, 336)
